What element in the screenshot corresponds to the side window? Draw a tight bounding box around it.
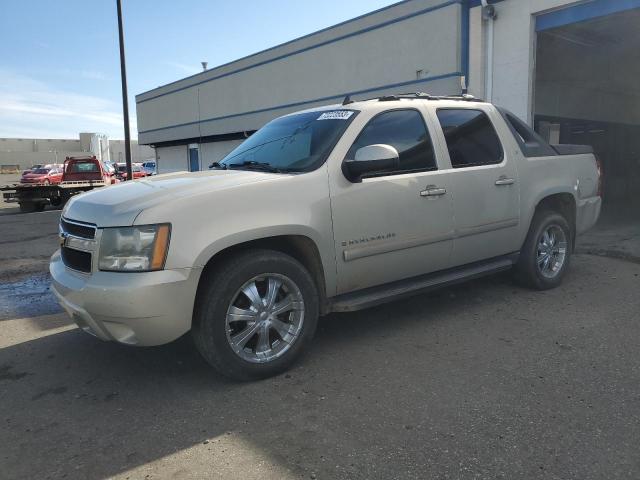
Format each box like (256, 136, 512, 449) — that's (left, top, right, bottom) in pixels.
(436, 109, 503, 168)
(347, 109, 436, 175)
(498, 108, 557, 157)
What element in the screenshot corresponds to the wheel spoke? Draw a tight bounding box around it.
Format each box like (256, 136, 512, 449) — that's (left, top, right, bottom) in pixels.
(271, 317, 294, 340)
(256, 324, 271, 353)
(230, 321, 260, 350)
(264, 277, 282, 309)
(242, 281, 263, 309)
(548, 230, 556, 247)
(271, 295, 302, 316)
(227, 306, 257, 322)
(537, 253, 547, 266)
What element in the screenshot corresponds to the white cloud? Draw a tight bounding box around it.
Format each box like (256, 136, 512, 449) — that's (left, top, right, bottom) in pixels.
(0, 69, 136, 139)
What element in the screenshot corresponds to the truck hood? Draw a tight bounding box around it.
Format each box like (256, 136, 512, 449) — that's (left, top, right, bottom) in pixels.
(63, 170, 275, 227)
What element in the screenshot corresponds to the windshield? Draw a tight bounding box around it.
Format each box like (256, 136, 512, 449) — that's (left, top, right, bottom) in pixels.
(32, 168, 50, 174)
(220, 109, 358, 172)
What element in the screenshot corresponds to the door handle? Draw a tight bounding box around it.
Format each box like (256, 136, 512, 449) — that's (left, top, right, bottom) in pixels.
(420, 185, 447, 197)
(495, 176, 515, 186)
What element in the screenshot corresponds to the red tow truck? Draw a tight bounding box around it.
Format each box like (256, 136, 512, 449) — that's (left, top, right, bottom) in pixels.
(1, 156, 117, 213)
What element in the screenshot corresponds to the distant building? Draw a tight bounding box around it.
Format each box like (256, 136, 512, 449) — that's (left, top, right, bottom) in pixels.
(0, 133, 155, 170)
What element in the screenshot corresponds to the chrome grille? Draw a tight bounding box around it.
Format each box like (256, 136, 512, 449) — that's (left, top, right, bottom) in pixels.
(60, 218, 96, 239)
(59, 217, 97, 273)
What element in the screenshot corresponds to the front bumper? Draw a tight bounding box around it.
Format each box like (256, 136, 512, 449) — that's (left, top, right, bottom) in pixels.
(50, 250, 202, 346)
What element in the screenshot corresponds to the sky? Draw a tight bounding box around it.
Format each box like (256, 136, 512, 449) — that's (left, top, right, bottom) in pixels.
(0, 0, 397, 140)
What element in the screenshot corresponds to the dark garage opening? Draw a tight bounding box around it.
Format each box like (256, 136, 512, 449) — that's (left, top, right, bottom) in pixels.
(534, 9, 640, 223)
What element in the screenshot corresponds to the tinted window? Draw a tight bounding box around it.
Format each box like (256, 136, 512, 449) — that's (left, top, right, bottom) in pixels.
(347, 109, 436, 174)
(497, 107, 557, 157)
(436, 109, 503, 168)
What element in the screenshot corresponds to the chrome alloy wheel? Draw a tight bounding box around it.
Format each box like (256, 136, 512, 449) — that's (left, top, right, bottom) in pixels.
(225, 274, 305, 363)
(536, 225, 568, 279)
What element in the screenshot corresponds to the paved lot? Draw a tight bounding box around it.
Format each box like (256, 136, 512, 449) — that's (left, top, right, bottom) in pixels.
(1, 210, 639, 479)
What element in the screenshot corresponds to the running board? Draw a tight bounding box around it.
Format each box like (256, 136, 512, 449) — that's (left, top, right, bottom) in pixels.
(327, 253, 519, 313)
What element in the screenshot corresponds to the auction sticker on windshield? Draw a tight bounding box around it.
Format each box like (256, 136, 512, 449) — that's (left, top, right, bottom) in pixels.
(317, 111, 354, 121)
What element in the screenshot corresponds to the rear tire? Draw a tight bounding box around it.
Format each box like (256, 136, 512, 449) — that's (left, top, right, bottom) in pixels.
(34, 203, 46, 212)
(192, 249, 319, 381)
(514, 210, 572, 290)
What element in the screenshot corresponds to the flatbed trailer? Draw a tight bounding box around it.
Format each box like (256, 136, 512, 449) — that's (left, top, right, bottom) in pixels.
(1, 180, 107, 213)
(2, 155, 116, 213)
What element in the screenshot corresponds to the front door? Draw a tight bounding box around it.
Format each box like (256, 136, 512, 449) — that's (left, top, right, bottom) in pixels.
(329, 108, 455, 294)
(431, 107, 520, 267)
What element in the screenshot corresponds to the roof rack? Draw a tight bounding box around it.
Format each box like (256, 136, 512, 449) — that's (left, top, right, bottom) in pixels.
(370, 92, 483, 102)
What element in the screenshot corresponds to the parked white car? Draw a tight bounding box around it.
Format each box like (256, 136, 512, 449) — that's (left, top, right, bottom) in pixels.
(51, 94, 602, 380)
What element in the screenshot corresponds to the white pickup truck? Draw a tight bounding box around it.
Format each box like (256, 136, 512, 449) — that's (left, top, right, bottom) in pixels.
(51, 94, 602, 380)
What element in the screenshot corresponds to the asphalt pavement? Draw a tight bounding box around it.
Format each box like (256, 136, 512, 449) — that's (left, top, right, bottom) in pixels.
(1, 210, 639, 479)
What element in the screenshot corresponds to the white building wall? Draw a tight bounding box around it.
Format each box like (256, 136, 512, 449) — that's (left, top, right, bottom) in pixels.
(156, 145, 187, 174)
(200, 140, 244, 168)
(109, 140, 156, 164)
(156, 140, 244, 174)
(0, 138, 81, 153)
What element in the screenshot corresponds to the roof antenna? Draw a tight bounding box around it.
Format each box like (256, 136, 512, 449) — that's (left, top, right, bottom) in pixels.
(342, 94, 354, 105)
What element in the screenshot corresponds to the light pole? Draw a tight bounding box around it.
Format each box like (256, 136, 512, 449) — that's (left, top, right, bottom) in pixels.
(116, 0, 133, 180)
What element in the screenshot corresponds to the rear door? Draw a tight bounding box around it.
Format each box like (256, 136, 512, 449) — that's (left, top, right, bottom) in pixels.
(430, 106, 520, 266)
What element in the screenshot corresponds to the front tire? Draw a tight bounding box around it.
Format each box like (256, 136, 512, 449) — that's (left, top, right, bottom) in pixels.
(192, 249, 319, 381)
(515, 210, 572, 290)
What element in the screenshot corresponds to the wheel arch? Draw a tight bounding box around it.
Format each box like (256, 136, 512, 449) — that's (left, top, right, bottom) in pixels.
(527, 191, 577, 249)
(196, 232, 330, 314)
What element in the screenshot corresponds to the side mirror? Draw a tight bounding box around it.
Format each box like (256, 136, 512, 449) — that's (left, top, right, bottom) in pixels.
(343, 144, 400, 182)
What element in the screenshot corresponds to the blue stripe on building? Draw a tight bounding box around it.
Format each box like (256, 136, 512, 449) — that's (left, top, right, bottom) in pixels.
(536, 0, 640, 31)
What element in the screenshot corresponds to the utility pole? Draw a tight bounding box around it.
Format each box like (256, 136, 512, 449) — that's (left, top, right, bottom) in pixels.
(116, 0, 133, 180)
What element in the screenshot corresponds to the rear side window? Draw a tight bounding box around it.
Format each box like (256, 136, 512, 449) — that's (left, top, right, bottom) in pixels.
(347, 109, 436, 174)
(436, 109, 503, 168)
(497, 107, 557, 157)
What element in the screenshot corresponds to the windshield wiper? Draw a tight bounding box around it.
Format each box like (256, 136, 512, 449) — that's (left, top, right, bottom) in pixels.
(227, 161, 285, 173)
(208, 162, 227, 170)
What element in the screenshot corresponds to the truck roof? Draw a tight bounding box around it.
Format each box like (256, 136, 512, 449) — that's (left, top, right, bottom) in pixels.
(290, 93, 489, 117)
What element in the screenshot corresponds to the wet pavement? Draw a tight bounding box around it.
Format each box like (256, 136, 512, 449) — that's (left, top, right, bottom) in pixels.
(0, 273, 61, 321)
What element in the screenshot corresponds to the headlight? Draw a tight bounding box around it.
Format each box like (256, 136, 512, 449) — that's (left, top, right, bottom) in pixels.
(98, 224, 170, 272)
